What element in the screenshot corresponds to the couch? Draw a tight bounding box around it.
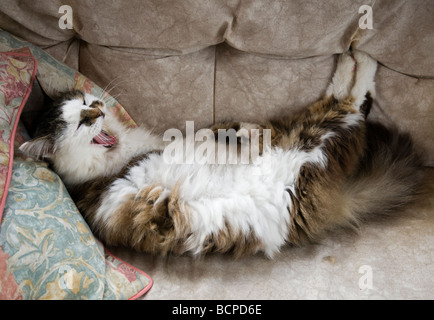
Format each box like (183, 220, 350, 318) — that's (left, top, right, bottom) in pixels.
(1, 0, 433, 299)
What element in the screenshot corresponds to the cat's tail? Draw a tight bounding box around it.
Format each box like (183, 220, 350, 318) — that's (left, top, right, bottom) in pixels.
(343, 122, 425, 223)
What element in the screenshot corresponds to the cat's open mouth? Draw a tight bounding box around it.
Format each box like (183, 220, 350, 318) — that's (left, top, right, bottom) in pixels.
(91, 130, 117, 148)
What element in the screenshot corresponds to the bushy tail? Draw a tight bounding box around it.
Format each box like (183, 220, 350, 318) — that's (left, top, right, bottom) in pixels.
(345, 122, 425, 221)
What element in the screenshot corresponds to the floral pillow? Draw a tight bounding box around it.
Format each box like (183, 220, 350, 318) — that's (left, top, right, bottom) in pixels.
(2, 154, 151, 299)
(0, 48, 36, 220)
(0, 36, 152, 299)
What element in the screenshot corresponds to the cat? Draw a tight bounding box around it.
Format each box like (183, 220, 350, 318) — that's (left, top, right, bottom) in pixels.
(20, 50, 424, 258)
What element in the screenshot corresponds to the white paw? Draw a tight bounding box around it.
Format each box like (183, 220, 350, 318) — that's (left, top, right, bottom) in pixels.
(353, 50, 377, 94)
(327, 51, 356, 100)
(351, 50, 377, 106)
(353, 50, 377, 72)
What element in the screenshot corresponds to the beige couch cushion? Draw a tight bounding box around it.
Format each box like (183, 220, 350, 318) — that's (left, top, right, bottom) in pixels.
(79, 44, 216, 132)
(215, 44, 335, 123)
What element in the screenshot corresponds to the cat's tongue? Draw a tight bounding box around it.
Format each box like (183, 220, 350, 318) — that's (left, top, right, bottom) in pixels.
(92, 130, 116, 148)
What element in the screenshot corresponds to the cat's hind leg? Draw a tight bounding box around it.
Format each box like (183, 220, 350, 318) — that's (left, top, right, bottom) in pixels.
(326, 51, 356, 101)
(350, 50, 377, 110)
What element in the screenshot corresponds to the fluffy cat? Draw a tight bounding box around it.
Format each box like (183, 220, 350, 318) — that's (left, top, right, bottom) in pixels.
(20, 50, 424, 258)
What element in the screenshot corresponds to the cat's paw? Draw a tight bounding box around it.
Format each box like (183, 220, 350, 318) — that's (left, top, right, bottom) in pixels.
(351, 50, 377, 108)
(353, 50, 377, 75)
(353, 50, 377, 93)
(327, 51, 356, 101)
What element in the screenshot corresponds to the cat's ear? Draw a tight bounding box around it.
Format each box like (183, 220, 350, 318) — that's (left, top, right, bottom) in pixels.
(19, 136, 55, 159)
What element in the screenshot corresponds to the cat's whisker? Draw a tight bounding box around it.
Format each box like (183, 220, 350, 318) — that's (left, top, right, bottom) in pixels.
(103, 78, 132, 97)
(101, 76, 124, 95)
(104, 93, 123, 106)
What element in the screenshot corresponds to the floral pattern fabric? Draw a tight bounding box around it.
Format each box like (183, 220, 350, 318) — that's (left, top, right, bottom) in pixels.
(0, 48, 36, 218)
(1, 158, 150, 299)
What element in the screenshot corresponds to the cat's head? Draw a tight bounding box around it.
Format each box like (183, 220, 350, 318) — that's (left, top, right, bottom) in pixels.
(19, 90, 117, 182)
